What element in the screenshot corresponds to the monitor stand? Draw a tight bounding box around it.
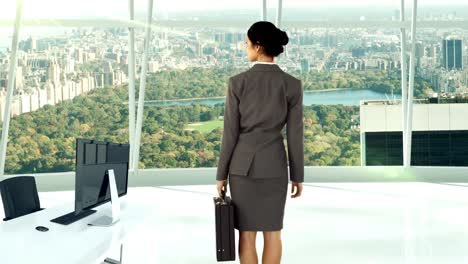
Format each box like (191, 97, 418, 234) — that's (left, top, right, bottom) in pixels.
(88, 169, 121, 227)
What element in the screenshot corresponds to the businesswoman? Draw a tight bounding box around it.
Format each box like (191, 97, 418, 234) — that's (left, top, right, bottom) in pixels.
(216, 21, 304, 264)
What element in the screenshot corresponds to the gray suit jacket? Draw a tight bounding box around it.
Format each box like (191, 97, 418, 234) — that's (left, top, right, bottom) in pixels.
(216, 63, 304, 182)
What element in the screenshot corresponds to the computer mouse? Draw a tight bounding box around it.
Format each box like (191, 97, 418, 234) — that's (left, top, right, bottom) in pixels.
(35, 226, 49, 232)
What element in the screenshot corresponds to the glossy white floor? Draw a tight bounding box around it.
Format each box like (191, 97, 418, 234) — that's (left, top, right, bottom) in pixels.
(2, 182, 468, 263)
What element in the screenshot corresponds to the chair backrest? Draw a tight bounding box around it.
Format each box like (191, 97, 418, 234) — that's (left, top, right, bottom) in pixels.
(0, 176, 41, 221)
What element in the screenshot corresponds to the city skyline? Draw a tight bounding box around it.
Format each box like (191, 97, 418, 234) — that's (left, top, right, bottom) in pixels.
(1, 21, 467, 121)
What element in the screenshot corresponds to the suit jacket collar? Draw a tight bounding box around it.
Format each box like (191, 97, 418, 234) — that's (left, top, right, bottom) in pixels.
(248, 63, 282, 72)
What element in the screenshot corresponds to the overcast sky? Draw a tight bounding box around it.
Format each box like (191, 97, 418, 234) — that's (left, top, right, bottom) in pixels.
(1, 0, 468, 19)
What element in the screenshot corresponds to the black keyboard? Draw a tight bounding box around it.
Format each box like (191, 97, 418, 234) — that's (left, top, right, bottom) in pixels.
(50, 209, 97, 225)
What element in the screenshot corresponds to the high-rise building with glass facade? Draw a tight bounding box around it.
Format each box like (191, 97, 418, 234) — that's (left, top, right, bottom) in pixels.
(442, 38, 463, 70)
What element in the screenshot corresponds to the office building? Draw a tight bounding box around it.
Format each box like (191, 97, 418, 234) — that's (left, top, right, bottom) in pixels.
(300, 58, 309, 73)
(442, 38, 463, 70)
(360, 99, 468, 166)
(351, 47, 366, 58)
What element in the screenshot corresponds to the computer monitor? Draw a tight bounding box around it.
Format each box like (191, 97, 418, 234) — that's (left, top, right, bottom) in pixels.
(75, 139, 130, 214)
(50, 138, 129, 225)
(77, 162, 128, 212)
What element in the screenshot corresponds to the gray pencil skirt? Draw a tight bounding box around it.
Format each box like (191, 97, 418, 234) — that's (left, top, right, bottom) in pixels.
(228, 174, 288, 232)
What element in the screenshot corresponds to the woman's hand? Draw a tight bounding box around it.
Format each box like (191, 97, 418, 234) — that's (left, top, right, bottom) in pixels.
(291, 181, 303, 198)
(217, 180, 228, 198)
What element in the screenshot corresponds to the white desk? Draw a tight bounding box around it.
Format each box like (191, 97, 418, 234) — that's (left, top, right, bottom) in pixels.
(0, 190, 156, 264)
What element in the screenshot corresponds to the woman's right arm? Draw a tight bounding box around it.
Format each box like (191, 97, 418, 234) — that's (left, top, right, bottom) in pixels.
(286, 79, 304, 184)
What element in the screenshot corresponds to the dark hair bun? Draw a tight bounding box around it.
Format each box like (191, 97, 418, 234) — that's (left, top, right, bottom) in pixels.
(277, 30, 289, 46)
(247, 21, 289, 57)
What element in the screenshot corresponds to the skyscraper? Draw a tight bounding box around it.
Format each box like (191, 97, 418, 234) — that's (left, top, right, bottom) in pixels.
(300, 58, 309, 73)
(442, 38, 463, 70)
(48, 59, 61, 86)
(415, 41, 424, 58)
